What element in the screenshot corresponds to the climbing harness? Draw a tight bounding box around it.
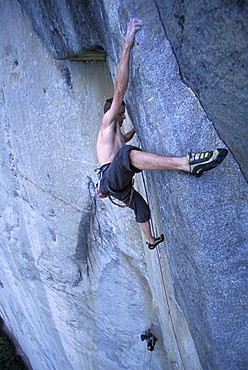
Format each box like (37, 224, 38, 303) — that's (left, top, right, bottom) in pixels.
(95, 165, 134, 208)
(95, 182, 134, 208)
(95, 183, 108, 199)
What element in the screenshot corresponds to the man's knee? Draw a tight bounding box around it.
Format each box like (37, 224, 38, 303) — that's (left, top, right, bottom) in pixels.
(129, 149, 143, 170)
(129, 148, 140, 160)
(123, 147, 141, 173)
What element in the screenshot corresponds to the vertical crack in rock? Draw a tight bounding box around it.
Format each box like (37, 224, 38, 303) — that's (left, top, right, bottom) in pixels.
(2, 1, 247, 369)
(75, 178, 96, 275)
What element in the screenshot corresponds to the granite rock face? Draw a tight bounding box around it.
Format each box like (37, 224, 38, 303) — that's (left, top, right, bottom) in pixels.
(0, 1, 247, 369)
(19, 0, 248, 181)
(156, 0, 248, 180)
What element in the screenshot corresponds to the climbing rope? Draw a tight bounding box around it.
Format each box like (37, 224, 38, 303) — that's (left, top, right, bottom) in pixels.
(141, 171, 186, 370)
(0, 160, 83, 212)
(2, 158, 185, 367)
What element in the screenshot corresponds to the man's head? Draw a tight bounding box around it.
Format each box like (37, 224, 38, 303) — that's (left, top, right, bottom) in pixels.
(103, 98, 126, 127)
(103, 98, 126, 113)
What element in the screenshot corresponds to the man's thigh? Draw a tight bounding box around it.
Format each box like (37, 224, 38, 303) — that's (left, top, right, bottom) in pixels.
(107, 145, 142, 192)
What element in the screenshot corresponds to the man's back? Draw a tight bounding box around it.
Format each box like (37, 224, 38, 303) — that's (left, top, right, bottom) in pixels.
(97, 118, 126, 165)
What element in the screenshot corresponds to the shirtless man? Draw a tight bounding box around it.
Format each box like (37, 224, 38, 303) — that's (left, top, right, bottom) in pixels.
(96, 18, 228, 249)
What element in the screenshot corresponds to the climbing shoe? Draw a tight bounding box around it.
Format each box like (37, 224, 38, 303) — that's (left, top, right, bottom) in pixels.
(187, 148, 228, 177)
(147, 234, 164, 250)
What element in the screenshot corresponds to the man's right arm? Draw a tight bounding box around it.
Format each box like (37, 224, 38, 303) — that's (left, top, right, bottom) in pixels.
(102, 18, 143, 127)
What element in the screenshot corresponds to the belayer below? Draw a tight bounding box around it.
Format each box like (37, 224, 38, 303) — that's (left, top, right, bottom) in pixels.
(141, 328, 157, 351)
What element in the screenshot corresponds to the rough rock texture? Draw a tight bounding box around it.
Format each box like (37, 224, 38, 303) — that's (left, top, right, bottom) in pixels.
(18, 0, 248, 181)
(155, 0, 248, 180)
(0, 1, 247, 369)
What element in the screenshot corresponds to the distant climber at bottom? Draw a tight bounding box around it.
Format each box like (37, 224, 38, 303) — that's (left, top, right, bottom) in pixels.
(95, 18, 228, 249)
(141, 328, 157, 351)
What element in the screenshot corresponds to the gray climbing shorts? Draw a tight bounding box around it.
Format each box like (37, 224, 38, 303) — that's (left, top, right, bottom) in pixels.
(97, 145, 151, 223)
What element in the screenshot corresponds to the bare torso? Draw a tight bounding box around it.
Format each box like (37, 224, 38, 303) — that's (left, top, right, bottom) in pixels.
(96, 120, 126, 165)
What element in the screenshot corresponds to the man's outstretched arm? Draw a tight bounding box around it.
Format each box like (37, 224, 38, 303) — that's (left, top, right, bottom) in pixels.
(102, 18, 143, 127)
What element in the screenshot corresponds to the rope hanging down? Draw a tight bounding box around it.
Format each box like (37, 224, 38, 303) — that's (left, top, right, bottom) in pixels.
(0, 160, 83, 212)
(141, 171, 186, 370)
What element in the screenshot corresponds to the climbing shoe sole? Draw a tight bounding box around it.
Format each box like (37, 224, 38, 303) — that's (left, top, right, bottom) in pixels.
(187, 148, 228, 177)
(147, 234, 164, 250)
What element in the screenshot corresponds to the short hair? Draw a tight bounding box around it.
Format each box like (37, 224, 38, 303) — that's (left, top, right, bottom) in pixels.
(103, 98, 125, 113)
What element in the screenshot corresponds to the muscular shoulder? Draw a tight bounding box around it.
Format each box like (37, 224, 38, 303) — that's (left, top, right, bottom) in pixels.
(97, 120, 117, 147)
(98, 119, 116, 138)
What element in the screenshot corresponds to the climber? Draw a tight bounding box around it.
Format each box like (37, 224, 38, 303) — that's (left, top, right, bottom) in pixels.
(141, 328, 157, 351)
(96, 18, 228, 249)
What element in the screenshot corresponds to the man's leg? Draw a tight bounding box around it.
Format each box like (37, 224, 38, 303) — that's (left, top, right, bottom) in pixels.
(130, 148, 228, 176)
(127, 191, 163, 247)
(140, 221, 154, 244)
(129, 150, 190, 172)
(140, 221, 164, 249)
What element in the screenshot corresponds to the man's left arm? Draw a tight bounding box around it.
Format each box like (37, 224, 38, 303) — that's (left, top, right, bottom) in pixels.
(123, 128, 135, 142)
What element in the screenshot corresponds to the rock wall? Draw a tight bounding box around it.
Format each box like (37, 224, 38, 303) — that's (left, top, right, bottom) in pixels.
(156, 0, 248, 180)
(0, 1, 247, 369)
